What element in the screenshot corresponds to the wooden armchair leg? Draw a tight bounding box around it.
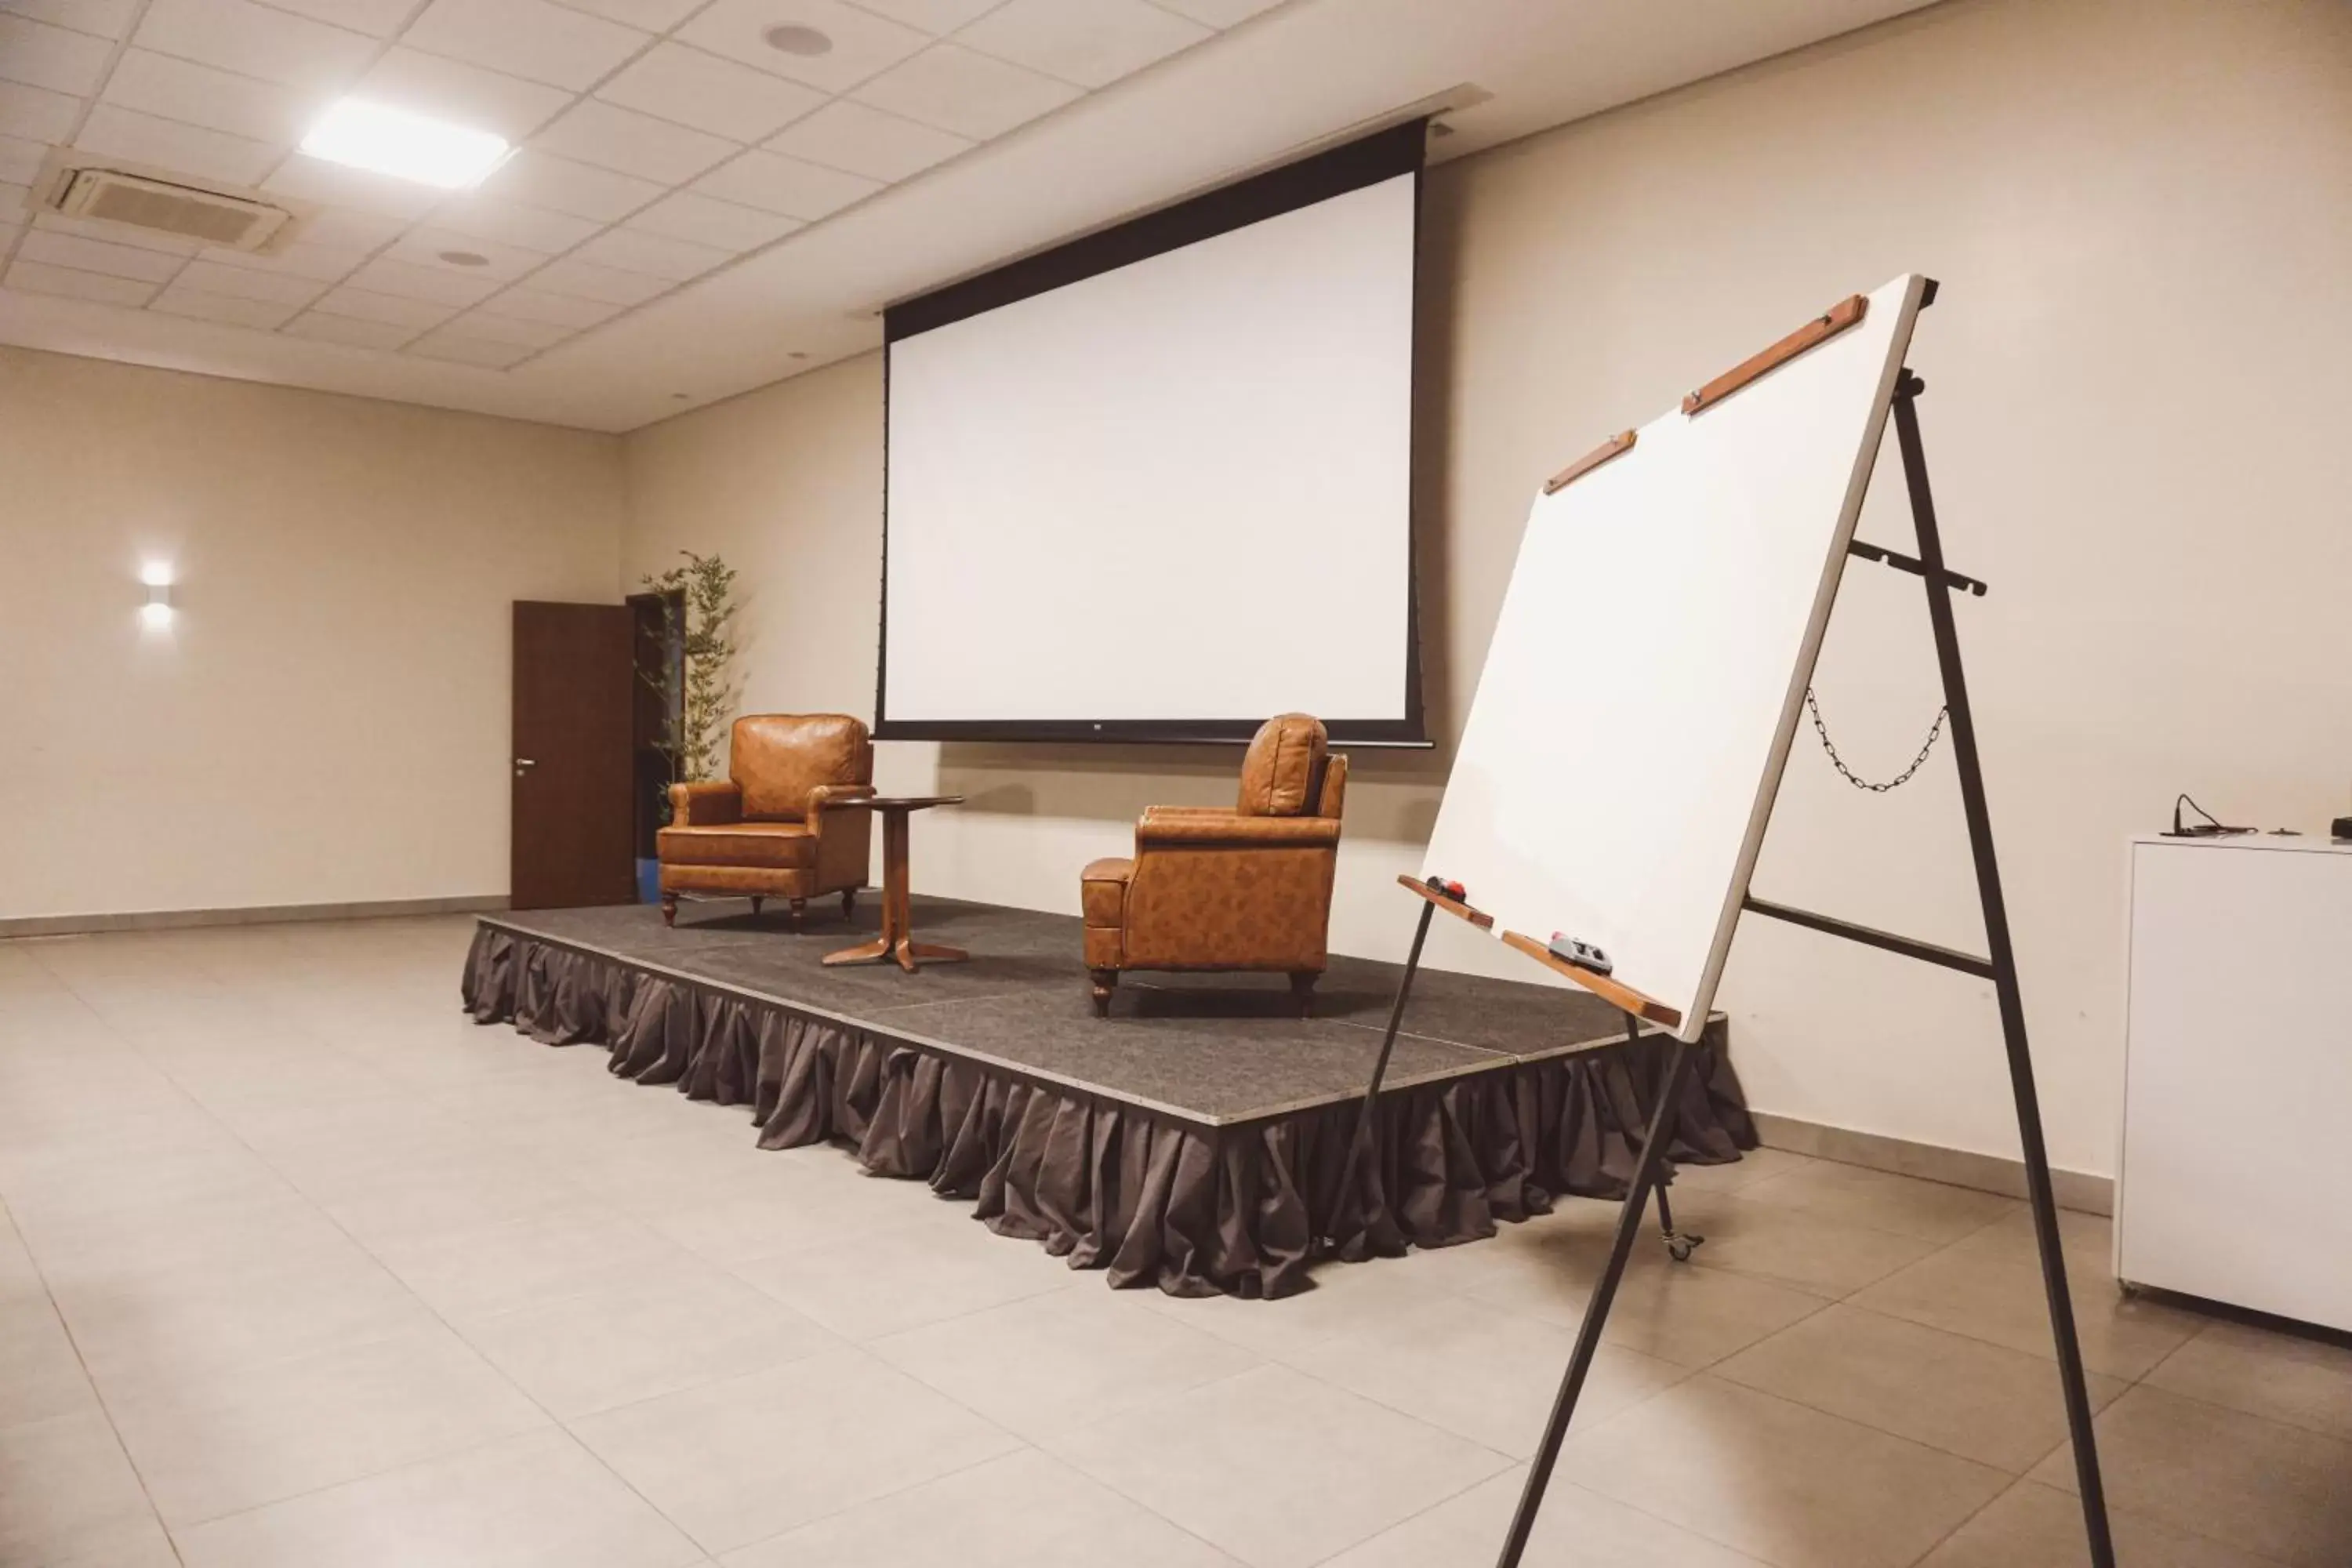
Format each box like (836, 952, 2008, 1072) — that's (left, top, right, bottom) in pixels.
(1289, 971, 1319, 1017)
(841, 887, 857, 920)
(788, 897, 807, 929)
(1090, 969, 1119, 1018)
(659, 893, 677, 927)
(749, 895, 764, 916)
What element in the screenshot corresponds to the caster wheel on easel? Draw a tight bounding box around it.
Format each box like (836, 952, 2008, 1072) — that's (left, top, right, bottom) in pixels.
(1664, 1233, 1704, 1263)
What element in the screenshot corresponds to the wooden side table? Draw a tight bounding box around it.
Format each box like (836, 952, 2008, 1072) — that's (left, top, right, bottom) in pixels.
(822, 795, 967, 972)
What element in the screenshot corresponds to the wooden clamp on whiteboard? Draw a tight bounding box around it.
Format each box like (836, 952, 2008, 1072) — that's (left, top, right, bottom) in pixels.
(1542, 430, 1636, 495)
(1497, 930, 1682, 1029)
(1682, 292, 1869, 416)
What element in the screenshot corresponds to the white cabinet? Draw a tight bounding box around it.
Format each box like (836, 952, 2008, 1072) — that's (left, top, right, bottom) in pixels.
(2118, 836, 2352, 1332)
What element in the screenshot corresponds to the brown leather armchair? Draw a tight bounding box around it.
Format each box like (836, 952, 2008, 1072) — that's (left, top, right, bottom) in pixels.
(1081, 713, 1348, 1016)
(656, 714, 873, 927)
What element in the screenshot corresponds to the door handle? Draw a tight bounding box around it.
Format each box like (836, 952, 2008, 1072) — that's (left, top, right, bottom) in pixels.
(514, 757, 535, 776)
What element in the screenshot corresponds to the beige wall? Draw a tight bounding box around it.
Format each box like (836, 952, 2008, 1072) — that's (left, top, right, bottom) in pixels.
(622, 0, 2352, 1176)
(0, 347, 626, 921)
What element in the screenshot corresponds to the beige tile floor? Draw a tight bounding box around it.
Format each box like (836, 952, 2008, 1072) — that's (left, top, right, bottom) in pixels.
(2, 915, 2347, 1566)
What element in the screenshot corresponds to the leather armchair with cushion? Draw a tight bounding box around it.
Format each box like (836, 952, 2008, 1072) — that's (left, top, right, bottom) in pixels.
(656, 714, 873, 927)
(1080, 713, 1348, 1016)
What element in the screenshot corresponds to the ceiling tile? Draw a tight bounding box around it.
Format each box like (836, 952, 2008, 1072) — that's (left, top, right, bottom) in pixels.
(545, 0, 701, 28)
(1, 0, 140, 40)
(33, 209, 201, 252)
(173, 256, 332, 303)
(19, 227, 185, 280)
(5, 258, 160, 305)
(267, 154, 447, 217)
(763, 96, 968, 181)
(473, 281, 618, 325)
(74, 103, 285, 186)
(407, 328, 533, 366)
(0, 13, 114, 94)
(441, 306, 568, 346)
(1146, 0, 1283, 25)
(955, 0, 1207, 89)
(480, 147, 662, 220)
(678, 0, 927, 94)
(149, 282, 306, 328)
(282, 308, 417, 347)
(134, 0, 377, 93)
(0, 132, 42, 183)
(524, 251, 668, 303)
(262, 0, 416, 35)
(849, 42, 1078, 139)
(310, 283, 459, 325)
(626, 189, 799, 251)
(0, 78, 79, 140)
(0, 178, 30, 220)
(690, 147, 876, 219)
(354, 47, 575, 142)
(103, 50, 322, 147)
(294, 203, 412, 248)
(200, 238, 371, 280)
(845, 0, 1001, 32)
(402, 0, 651, 92)
(379, 223, 546, 280)
(597, 42, 825, 143)
(568, 223, 726, 279)
(430, 191, 600, 252)
(530, 99, 738, 184)
(346, 252, 503, 303)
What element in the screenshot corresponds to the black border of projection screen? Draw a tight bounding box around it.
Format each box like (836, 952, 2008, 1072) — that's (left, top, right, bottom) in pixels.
(874, 120, 1429, 747)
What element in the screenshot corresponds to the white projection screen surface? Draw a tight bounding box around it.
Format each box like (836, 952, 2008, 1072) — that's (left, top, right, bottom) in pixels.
(878, 125, 1424, 744)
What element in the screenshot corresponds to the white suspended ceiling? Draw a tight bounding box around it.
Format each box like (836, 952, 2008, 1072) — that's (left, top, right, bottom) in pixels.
(0, 0, 1937, 430)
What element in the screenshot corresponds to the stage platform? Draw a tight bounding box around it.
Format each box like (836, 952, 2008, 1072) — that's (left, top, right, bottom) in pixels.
(463, 896, 1755, 1298)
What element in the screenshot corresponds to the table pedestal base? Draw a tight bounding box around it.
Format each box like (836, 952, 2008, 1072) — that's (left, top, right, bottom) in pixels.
(822, 805, 966, 972)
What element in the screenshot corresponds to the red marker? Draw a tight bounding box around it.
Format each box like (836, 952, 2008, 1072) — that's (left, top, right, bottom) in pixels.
(1425, 875, 1467, 902)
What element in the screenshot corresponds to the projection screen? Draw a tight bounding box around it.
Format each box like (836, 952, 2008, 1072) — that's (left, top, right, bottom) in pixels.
(877, 123, 1425, 744)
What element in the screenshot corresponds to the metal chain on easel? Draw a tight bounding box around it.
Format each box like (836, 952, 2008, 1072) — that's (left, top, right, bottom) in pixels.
(1803, 688, 1947, 792)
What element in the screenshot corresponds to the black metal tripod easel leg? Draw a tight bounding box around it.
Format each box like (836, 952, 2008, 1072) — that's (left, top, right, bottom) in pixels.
(1495, 1029, 1695, 1568)
(1895, 375, 2116, 1568)
(1327, 899, 1437, 1249)
(1647, 1019, 1704, 1263)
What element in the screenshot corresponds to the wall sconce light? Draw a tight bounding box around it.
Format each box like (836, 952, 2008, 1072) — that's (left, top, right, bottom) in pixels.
(140, 561, 174, 626)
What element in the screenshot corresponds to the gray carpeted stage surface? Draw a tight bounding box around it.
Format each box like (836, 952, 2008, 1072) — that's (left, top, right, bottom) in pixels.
(481, 895, 1656, 1127)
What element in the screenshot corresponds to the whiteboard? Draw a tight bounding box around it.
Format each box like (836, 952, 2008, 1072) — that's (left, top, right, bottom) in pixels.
(1424, 274, 1928, 1041)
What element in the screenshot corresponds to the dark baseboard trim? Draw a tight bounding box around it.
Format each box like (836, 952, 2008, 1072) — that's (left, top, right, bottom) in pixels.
(0, 895, 510, 939)
(1751, 1110, 2113, 1217)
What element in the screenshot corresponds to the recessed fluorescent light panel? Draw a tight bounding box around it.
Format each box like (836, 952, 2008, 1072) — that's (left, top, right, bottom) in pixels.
(300, 100, 510, 190)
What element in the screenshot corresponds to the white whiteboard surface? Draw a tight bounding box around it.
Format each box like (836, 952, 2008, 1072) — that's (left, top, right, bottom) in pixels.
(884, 172, 1415, 726)
(1424, 274, 1927, 1040)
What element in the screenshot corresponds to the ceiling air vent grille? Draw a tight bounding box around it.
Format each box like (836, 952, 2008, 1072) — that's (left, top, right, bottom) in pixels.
(50, 168, 294, 251)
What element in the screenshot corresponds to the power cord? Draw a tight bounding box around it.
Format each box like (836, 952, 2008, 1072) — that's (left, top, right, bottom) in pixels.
(2165, 793, 2254, 837)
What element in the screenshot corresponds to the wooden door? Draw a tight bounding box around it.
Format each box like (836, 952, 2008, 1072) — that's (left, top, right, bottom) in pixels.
(511, 601, 635, 910)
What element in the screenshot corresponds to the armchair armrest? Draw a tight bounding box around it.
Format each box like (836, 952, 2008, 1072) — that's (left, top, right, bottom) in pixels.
(807, 782, 876, 824)
(670, 781, 742, 826)
(1136, 811, 1341, 848)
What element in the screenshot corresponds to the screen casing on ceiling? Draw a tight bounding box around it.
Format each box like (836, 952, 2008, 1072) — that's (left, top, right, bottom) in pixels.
(875, 121, 1428, 747)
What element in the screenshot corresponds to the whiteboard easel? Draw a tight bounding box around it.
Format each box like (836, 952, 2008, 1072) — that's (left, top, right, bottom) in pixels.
(1330, 279, 2119, 1568)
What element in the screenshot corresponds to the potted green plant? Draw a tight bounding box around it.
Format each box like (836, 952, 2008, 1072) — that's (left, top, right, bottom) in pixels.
(635, 550, 740, 903)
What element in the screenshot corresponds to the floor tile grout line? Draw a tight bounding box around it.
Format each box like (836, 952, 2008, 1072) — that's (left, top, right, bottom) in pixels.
(0, 989, 192, 1565)
(1041, 1360, 1519, 1568)
(128, 970, 1053, 1558)
(23, 934, 718, 1555)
